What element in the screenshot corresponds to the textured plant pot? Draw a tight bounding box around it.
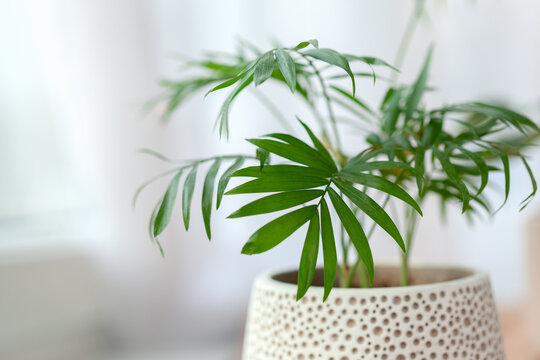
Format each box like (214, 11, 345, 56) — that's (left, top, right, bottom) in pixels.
(242, 265, 504, 360)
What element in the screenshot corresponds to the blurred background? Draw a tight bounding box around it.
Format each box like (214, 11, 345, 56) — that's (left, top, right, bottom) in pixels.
(1, 0, 539, 359)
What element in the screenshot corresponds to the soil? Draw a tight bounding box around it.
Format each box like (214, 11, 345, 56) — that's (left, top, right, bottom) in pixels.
(272, 265, 473, 288)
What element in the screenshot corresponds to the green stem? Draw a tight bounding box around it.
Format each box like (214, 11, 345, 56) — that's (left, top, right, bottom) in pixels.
(142, 153, 256, 165)
(340, 223, 349, 267)
(350, 194, 392, 288)
(133, 154, 256, 208)
(400, 198, 422, 286)
(356, 260, 371, 288)
(391, 0, 425, 84)
(400, 251, 409, 287)
(351, 167, 409, 288)
(367, 194, 391, 238)
(299, 54, 343, 154)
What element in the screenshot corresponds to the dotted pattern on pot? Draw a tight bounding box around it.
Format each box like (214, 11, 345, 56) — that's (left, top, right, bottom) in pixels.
(242, 273, 504, 360)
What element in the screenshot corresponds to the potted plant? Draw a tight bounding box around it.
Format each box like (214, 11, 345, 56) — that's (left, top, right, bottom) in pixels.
(135, 36, 538, 360)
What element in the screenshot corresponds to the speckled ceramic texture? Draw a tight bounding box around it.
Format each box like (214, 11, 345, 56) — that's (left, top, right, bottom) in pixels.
(242, 266, 504, 360)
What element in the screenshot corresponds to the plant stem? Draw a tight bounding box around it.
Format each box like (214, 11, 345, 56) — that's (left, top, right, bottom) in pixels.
(400, 198, 422, 286)
(400, 251, 410, 287)
(349, 194, 392, 288)
(391, 0, 425, 84)
(340, 223, 349, 267)
(299, 54, 343, 155)
(132, 154, 255, 208)
(356, 260, 371, 288)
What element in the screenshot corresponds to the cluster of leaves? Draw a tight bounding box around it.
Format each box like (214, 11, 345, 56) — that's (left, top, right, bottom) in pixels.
(134, 155, 248, 254)
(140, 39, 538, 299)
(346, 49, 539, 220)
(159, 39, 394, 138)
(226, 120, 421, 300)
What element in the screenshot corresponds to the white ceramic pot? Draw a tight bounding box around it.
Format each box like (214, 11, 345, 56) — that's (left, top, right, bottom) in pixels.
(242, 265, 504, 360)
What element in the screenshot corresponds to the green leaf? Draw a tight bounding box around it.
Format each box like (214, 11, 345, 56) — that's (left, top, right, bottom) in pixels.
(433, 148, 470, 212)
(205, 60, 256, 95)
(153, 171, 183, 237)
(265, 133, 336, 170)
(216, 68, 255, 137)
(132, 168, 180, 209)
(330, 86, 374, 115)
(499, 151, 511, 211)
(226, 176, 329, 194)
(303, 48, 356, 95)
(254, 51, 275, 86)
(297, 211, 320, 300)
(415, 150, 425, 194)
(256, 148, 269, 171)
(320, 199, 337, 301)
(160, 78, 218, 121)
(382, 88, 403, 134)
(275, 49, 297, 92)
(470, 193, 492, 214)
(202, 158, 222, 240)
(343, 55, 399, 72)
(270, 68, 309, 100)
(380, 87, 395, 109)
(343, 160, 415, 175)
(247, 138, 335, 171)
(216, 157, 244, 209)
(334, 179, 406, 252)
(342, 54, 398, 83)
(435, 102, 539, 133)
(228, 190, 324, 218)
(476, 142, 511, 212)
(405, 46, 433, 122)
(392, 133, 413, 150)
(294, 39, 319, 50)
(241, 205, 317, 254)
(327, 188, 374, 282)
(338, 172, 422, 215)
(454, 146, 489, 196)
(149, 199, 165, 257)
(519, 155, 537, 211)
(297, 119, 337, 170)
(182, 164, 198, 230)
(422, 117, 443, 147)
(230, 164, 331, 179)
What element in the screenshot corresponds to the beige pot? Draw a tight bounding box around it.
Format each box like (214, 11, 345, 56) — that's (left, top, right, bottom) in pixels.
(242, 265, 504, 360)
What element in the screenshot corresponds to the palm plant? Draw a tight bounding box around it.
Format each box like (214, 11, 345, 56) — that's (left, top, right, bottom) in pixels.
(135, 37, 537, 301)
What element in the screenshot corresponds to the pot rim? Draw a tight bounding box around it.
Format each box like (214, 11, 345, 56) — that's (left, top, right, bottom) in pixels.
(257, 263, 488, 295)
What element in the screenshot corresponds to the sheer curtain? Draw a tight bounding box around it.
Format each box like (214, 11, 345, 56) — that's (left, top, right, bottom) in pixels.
(1, 0, 539, 353)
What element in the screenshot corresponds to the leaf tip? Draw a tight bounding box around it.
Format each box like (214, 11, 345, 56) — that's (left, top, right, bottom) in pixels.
(156, 238, 165, 258)
(322, 290, 331, 302)
(241, 243, 255, 255)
